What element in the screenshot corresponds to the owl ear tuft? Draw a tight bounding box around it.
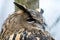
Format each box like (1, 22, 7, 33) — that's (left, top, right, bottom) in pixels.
(14, 2, 33, 18)
(14, 2, 27, 12)
(40, 8, 44, 14)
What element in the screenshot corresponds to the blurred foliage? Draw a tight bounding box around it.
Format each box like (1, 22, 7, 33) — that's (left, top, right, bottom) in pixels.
(15, 0, 39, 10)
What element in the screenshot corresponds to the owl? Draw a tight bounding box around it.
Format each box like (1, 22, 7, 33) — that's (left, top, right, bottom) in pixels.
(0, 2, 47, 40)
(3, 28, 54, 40)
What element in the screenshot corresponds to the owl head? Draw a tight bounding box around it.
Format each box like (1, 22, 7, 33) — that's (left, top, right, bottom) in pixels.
(14, 2, 44, 24)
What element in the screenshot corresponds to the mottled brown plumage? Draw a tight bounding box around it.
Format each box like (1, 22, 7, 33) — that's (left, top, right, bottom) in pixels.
(0, 2, 54, 40)
(5, 28, 54, 40)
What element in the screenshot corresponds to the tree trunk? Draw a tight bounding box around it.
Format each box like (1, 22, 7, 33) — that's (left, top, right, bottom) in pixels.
(15, 0, 39, 10)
